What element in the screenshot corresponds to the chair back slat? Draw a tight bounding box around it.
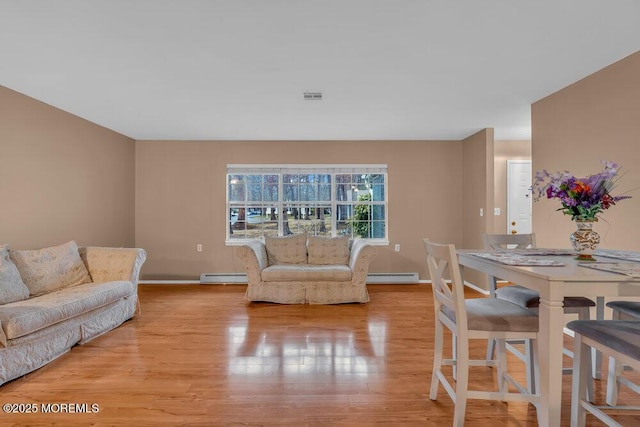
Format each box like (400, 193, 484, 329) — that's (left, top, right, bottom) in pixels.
(423, 239, 467, 335)
(482, 233, 536, 250)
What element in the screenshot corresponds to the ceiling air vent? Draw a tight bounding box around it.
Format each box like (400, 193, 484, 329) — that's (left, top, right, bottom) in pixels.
(303, 91, 322, 100)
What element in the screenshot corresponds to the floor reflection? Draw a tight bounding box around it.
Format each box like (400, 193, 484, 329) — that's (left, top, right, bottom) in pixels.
(227, 317, 387, 376)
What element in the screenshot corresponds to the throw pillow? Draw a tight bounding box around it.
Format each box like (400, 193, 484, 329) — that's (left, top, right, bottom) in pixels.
(264, 234, 308, 265)
(307, 236, 350, 265)
(10, 240, 92, 296)
(0, 245, 30, 304)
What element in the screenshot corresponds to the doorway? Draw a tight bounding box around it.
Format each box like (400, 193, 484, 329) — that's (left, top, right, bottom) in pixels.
(506, 160, 532, 235)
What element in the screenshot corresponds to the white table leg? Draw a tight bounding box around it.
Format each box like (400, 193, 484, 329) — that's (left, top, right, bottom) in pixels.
(537, 295, 566, 427)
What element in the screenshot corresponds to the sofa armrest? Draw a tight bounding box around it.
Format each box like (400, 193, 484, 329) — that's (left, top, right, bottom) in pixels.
(0, 321, 7, 347)
(78, 247, 147, 285)
(349, 239, 376, 285)
(236, 240, 268, 284)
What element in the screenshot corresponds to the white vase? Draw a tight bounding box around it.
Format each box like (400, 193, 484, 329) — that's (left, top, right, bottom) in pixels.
(570, 220, 600, 261)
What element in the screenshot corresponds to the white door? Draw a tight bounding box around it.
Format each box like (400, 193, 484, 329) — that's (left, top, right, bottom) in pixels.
(507, 160, 532, 235)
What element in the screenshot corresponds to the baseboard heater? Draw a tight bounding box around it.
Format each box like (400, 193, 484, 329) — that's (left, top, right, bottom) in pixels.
(199, 272, 419, 284)
(200, 273, 247, 284)
(366, 272, 419, 284)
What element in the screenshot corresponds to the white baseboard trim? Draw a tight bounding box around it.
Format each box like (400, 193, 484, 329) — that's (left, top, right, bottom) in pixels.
(141, 277, 425, 285)
(197, 272, 421, 284)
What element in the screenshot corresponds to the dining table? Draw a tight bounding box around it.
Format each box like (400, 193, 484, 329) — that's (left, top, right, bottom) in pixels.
(456, 248, 640, 427)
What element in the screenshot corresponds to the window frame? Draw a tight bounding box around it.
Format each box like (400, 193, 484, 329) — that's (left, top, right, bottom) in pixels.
(226, 164, 388, 245)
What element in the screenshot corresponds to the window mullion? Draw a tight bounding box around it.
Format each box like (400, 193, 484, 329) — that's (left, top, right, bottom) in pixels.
(278, 173, 283, 236)
(331, 173, 337, 237)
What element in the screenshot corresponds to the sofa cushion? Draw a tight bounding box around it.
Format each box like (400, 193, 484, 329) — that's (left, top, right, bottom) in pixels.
(307, 236, 350, 265)
(265, 234, 308, 265)
(0, 245, 30, 304)
(79, 246, 142, 283)
(261, 264, 352, 282)
(10, 240, 92, 296)
(0, 280, 135, 340)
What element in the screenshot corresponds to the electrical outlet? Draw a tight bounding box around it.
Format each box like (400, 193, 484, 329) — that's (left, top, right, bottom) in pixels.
(196, 244, 203, 252)
(479, 208, 484, 217)
(394, 244, 400, 252)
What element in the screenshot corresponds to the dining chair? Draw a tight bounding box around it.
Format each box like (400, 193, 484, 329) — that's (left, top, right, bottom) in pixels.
(568, 320, 640, 426)
(483, 233, 595, 395)
(605, 300, 640, 406)
(424, 239, 540, 427)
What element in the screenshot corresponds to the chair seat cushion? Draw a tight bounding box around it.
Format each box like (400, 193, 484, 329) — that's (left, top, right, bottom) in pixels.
(567, 320, 640, 361)
(443, 298, 539, 332)
(606, 300, 640, 320)
(496, 285, 595, 308)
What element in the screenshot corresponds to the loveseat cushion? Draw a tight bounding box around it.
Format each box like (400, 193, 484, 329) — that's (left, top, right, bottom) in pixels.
(307, 236, 350, 265)
(265, 234, 308, 265)
(0, 245, 30, 304)
(261, 264, 352, 282)
(0, 280, 134, 341)
(10, 240, 92, 296)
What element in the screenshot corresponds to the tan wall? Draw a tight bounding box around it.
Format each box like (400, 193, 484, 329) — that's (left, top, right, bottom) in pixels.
(461, 129, 494, 289)
(135, 140, 464, 280)
(0, 85, 136, 250)
(0, 79, 519, 287)
(532, 51, 640, 249)
(493, 140, 532, 233)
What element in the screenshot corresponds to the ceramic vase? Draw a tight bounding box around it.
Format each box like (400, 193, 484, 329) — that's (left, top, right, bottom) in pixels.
(570, 220, 600, 261)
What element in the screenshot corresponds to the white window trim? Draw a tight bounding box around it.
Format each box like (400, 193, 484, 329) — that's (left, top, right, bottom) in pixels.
(226, 164, 388, 244)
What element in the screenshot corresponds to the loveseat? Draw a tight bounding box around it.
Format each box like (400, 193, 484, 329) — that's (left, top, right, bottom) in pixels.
(0, 240, 146, 385)
(236, 234, 376, 304)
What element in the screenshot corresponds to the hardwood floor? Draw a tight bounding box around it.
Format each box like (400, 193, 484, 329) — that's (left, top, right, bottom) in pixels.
(2, 284, 640, 426)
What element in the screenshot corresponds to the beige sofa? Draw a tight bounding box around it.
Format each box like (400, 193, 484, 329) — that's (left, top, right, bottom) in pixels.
(236, 234, 376, 304)
(0, 241, 146, 386)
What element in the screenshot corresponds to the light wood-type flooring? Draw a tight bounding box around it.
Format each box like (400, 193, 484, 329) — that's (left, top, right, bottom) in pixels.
(2, 284, 640, 426)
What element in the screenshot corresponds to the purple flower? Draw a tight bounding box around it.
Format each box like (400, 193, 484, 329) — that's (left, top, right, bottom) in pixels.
(531, 161, 630, 221)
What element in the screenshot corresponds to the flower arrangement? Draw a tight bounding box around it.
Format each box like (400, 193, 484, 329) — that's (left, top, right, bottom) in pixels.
(532, 161, 631, 221)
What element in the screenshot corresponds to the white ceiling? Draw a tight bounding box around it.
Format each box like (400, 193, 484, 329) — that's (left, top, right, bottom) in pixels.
(1, 1, 639, 141)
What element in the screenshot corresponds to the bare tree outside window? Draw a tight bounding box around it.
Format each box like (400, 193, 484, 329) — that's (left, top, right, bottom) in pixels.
(226, 166, 387, 242)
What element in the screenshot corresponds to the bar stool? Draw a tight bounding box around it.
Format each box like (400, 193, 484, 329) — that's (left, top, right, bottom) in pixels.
(568, 320, 640, 426)
(605, 300, 640, 406)
(424, 239, 540, 426)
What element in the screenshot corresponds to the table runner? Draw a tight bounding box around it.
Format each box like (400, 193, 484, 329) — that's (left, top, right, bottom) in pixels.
(468, 252, 565, 266)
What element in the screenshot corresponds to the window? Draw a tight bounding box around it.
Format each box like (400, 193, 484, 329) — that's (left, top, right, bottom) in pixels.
(227, 165, 387, 243)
